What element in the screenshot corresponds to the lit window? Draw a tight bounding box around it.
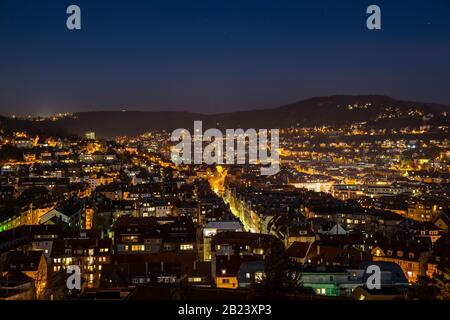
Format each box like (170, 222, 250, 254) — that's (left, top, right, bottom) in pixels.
(255, 272, 264, 283)
(131, 245, 145, 251)
(180, 244, 193, 251)
(254, 248, 264, 255)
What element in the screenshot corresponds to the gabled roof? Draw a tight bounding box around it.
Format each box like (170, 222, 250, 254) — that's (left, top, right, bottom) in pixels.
(0, 270, 34, 287)
(215, 254, 259, 276)
(433, 211, 450, 226)
(211, 231, 283, 251)
(51, 238, 112, 257)
(5, 250, 45, 272)
(286, 241, 313, 259)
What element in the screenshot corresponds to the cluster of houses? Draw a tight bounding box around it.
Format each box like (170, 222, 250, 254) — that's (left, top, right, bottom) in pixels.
(0, 132, 449, 300)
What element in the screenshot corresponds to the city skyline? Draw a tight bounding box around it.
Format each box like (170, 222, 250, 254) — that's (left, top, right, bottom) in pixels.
(1, 0, 449, 305)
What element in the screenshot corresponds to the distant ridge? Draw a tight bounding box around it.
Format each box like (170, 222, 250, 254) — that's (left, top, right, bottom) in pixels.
(0, 115, 71, 137)
(1, 95, 449, 138)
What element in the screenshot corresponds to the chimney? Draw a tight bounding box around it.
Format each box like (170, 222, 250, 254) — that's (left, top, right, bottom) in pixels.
(193, 261, 197, 271)
(316, 244, 320, 256)
(161, 261, 164, 273)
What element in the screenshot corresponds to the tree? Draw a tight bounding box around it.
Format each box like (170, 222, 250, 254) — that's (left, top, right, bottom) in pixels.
(44, 269, 68, 300)
(252, 243, 308, 299)
(434, 277, 450, 300)
(44, 269, 83, 300)
(0, 145, 23, 162)
(411, 276, 439, 300)
(410, 275, 450, 300)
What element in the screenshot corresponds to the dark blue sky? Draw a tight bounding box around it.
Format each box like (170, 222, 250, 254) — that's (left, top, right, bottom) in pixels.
(0, 0, 449, 116)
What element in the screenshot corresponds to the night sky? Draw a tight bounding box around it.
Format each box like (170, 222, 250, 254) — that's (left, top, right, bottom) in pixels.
(0, 0, 449, 116)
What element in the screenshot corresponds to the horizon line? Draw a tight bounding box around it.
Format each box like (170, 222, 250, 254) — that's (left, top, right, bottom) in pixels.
(2, 93, 450, 118)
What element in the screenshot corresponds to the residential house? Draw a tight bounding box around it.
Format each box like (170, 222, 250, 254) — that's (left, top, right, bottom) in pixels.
(2, 250, 47, 298)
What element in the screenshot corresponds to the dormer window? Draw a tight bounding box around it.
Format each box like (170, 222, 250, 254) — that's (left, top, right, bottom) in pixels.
(387, 250, 393, 256)
(397, 251, 403, 257)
